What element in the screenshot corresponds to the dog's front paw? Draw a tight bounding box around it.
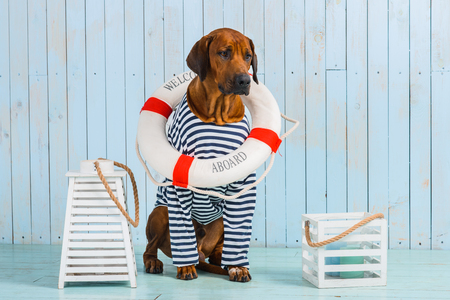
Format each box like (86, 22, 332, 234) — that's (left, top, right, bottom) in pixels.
(228, 266, 252, 282)
(176, 265, 198, 280)
(145, 258, 164, 274)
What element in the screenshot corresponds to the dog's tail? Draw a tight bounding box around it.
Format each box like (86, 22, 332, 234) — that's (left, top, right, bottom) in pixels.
(196, 260, 228, 276)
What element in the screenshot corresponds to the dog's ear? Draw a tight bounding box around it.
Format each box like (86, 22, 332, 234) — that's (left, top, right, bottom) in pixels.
(186, 35, 213, 82)
(249, 38, 258, 84)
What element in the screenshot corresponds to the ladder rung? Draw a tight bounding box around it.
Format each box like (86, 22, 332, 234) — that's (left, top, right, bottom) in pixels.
(67, 249, 127, 257)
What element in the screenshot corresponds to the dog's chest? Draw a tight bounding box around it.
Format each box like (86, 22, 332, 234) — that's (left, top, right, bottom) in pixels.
(167, 95, 250, 159)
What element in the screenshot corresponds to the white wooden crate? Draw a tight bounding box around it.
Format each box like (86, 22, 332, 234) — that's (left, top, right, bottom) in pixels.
(58, 168, 137, 288)
(302, 212, 387, 288)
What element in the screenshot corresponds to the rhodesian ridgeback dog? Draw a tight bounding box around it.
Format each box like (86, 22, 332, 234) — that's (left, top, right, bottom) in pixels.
(143, 28, 258, 282)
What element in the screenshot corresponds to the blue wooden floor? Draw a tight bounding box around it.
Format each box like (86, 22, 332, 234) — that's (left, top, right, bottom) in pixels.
(0, 245, 449, 299)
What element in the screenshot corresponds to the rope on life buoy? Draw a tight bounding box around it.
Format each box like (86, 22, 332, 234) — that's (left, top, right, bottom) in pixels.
(136, 113, 299, 200)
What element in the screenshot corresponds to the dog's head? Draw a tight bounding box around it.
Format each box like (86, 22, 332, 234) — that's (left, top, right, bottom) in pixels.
(186, 28, 258, 96)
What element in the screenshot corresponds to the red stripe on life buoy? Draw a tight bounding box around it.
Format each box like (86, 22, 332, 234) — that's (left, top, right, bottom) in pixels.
(247, 128, 282, 153)
(173, 155, 194, 188)
(140, 97, 173, 119)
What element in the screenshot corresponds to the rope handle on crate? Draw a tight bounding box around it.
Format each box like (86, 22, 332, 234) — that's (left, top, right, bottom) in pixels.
(94, 158, 139, 228)
(304, 213, 384, 248)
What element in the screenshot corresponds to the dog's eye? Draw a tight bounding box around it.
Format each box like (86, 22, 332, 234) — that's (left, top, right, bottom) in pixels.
(219, 51, 229, 58)
(246, 54, 252, 61)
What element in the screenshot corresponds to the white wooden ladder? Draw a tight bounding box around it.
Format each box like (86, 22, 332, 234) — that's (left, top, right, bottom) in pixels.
(58, 167, 137, 288)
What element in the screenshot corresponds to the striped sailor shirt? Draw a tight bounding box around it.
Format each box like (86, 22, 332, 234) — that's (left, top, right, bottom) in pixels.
(155, 94, 254, 225)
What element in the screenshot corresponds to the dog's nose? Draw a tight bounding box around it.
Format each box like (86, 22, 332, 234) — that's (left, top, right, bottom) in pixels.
(235, 74, 251, 88)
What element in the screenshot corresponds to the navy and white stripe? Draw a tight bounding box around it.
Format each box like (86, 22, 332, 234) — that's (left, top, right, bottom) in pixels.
(155, 94, 256, 268)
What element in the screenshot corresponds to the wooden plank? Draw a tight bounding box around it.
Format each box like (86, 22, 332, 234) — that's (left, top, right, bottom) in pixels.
(388, 0, 410, 249)
(70, 216, 125, 224)
(305, 0, 326, 214)
(73, 191, 118, 198)
(204, 0, 223, 34)
(74, 183, 117, 190)
(105, 0, 126, 163)
(86, 0, 106, 160)
(244, 0, 265, 75)
(69, 225, 123, 231)
(410, 0, 431, 250)
(67, 249, 126, 257)
(67, 0, 87, 171)
(431, 72, 450, 250)
(326, 0, 346, 69)
(10, 0, 31, 244)
(68, 233, 124, 240)
(224, 0, 243, 32)
(29, 0, 50, 244)
(58, 178, 75, 287)
(68, 241, 125, 248)
(285, 0, 305, 248)
(71, 208, 121, 215)
(164, 0, 184, 81)
(125, 0, 145, 246)
(431, 0, 450, 71)
(347, 0, 367, 213)
(326, 70, 347, 213)
(0, 0, 12, 244)
(72, 199, 118, 207)
(244, 0, 265, 247)
(144, 0, 164, 242)
(47, 0, 68, 245)
(367, 0, 389, 231)
(64, 275, 130, 282)
(264, 0, 285, 247)
(65, 266, 129, 273)
(183, 0, 203, 71)
(66, 258, 127, 265)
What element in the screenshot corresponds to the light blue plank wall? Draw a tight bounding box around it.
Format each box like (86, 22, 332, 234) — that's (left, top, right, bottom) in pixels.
(86, 0, 107, 160)
(264, 0, 285, 247)
(431, 0, 450, 250)
(28, 0, 50, 244)
(389, 0, 410, 249)
(183, 0, 203, 72)
(305, 0, 326, 214)
(10, 0, 31, 244)
(47, 0, 68, 245)
(244, 0, 266, 247)
(285, 0, 305, 248)
(105, 0, 126, 163)
(67, 0, 87, 175)
(347, 0, 368, 213)
(326, 70, 347, 213)
(1, 0, 450, 250)
(410, 0, 431, 250)
(144, 0, 164, 243)
(367, 0, 389, 231)
(0, 0, 12, 244)
(126, 0, 146, 244)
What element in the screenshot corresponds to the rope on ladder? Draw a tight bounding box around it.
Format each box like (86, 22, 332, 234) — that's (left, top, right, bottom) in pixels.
(94, 159, 140, 228)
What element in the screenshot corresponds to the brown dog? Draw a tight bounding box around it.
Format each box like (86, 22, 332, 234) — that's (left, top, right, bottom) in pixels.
(143, 28, 258, 282)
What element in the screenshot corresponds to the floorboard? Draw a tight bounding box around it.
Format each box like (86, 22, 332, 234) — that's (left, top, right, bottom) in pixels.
(0, 245, 449, 299)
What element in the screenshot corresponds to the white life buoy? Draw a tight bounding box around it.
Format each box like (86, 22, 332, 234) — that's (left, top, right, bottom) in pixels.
(137, 71, 282, 188)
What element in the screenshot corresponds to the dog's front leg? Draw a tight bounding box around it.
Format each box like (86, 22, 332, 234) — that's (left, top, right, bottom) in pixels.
(176, 265, 198, 280)
(228, 266, 252, 282)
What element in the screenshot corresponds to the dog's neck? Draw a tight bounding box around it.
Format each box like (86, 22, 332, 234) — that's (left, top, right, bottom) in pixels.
(186, 77, 245, 126)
